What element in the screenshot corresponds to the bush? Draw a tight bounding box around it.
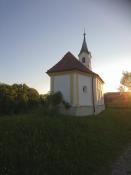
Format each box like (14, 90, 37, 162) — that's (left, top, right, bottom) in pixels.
(0, 83, 71, 116)
(62, 100, 71, 109)
(42, 91, 71, 116)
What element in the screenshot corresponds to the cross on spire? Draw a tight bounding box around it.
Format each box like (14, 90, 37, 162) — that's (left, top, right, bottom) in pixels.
(84, 28, 86, 38)
(78, 29, 89, 56)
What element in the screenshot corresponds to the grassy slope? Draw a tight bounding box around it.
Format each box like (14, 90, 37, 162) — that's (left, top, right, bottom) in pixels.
(0, 109, 131, 175)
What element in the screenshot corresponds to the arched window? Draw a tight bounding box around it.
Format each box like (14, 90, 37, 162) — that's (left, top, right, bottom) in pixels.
(82, 57, 85, 63)
(83, 86, 87, 93)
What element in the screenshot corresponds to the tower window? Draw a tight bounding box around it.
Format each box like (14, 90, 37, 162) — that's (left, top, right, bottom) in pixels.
(83, 86, 87, 93)
(82, 57, 85, 63)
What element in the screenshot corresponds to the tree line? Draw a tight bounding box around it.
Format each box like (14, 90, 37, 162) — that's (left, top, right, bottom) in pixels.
(0, 83, 69, 115)
(0, 83, 41, 115)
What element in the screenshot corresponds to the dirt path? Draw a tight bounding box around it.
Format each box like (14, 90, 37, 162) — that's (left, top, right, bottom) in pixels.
(111, 145, 131, 175)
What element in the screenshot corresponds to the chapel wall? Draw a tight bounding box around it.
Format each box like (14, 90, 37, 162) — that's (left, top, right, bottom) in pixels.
(53, 74, 70, 103)
(78, 74, 92, 106)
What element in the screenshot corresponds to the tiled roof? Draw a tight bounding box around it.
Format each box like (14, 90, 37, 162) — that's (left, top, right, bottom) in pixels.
(47, 52, 104, 82)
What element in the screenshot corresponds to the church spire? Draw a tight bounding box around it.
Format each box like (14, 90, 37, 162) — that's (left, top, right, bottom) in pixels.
(78, 30, 92, 70)
(78, 30, 89, 56)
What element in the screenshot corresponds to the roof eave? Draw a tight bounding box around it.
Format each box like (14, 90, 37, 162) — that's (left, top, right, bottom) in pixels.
(46, 69, 104, 82)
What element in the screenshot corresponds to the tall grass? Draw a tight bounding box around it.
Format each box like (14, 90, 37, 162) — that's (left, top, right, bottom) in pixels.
(0, 108, 131, 175)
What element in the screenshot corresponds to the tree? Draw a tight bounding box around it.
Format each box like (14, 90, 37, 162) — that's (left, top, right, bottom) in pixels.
(0, 83, 40, 115)
(120, 71, 131, 92)
(118, 85, 125, 94)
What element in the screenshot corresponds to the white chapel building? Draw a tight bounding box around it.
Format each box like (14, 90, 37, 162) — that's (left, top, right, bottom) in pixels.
(47, 33, 105, 116)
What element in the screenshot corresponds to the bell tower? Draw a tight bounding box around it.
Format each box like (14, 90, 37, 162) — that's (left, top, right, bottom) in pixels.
(78, 31, 92, 70)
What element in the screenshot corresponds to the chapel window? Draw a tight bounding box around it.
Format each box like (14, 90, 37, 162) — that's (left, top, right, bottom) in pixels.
(82, 57, 85, 63)
(83, 86, 87, 93)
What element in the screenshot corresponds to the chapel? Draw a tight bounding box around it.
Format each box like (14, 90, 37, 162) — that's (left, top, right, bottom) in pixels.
(47, 33, 105, 116)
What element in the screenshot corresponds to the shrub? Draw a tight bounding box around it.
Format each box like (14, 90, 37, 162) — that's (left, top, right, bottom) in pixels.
(42, 91, 71, 115)
(62, 100, 71, 109)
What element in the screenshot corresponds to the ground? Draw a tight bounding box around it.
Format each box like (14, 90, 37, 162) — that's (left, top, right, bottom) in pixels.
(111, 144, 131, 175)
(0, 108, 131, 175)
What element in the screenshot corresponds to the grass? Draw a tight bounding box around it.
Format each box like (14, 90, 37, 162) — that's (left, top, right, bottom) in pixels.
(0, 108, 131, 175)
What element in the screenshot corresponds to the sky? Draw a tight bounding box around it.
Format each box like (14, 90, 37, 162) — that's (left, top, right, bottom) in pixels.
(0, 0, 131, 94)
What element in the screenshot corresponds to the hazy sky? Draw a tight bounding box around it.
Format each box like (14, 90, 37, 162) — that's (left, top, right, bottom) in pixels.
(0, 0, 131, 94)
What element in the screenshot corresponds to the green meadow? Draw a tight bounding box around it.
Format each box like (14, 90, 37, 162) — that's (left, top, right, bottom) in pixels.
(0, 108, 131, 175)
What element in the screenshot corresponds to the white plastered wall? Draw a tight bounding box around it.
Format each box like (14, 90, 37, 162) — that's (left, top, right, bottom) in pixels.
(53, 74, 70, 103)
(78, 74, 92, 106)
(94, 77, 104, 105)
(79, 52, 92, 70)
(72, 73, 77, 106)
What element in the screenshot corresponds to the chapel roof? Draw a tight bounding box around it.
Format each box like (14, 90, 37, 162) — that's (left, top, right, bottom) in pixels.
(47, 52, 104, 83)
(78, 32, 90, 56)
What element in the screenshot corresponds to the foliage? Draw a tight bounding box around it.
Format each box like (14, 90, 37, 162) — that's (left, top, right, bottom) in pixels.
(0, 109, 131, 174)
(46, 91, 63, 106)
(0, 83, 40, 115)
(120, 71, 131, 91)
(118, 85, 125, 94)
(0, 83, 71, 115)
(42, 91, 70, 115)
(62, 100, 71, 109)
